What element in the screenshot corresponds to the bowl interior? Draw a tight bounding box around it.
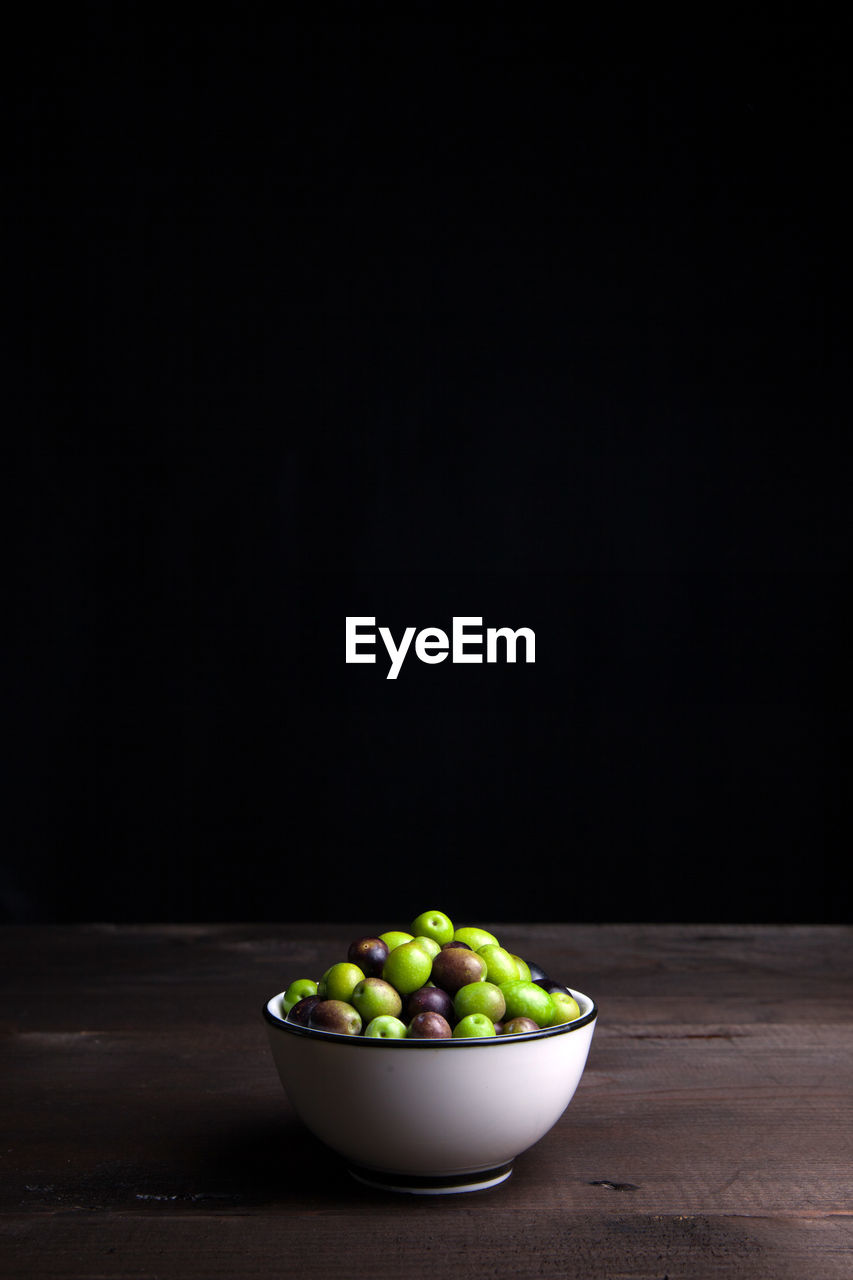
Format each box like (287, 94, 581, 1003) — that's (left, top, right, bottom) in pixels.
(264, 986, 596, 1044)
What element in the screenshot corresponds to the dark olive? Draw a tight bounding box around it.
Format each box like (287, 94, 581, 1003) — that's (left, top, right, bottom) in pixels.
(347, 936, 390, 978)
(308, 999, 362, 1035)
(407, 1011, 452, 1039)
(431, 947, 487, 995)
(405, 985, 454, 1023)
(287, 995, 323, 1025)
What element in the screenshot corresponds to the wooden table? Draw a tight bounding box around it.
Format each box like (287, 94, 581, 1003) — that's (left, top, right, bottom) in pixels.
(1, 924, 851, 1279)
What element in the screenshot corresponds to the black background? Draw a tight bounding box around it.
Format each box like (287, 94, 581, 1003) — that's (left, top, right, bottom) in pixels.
(7, 9, 848, 924)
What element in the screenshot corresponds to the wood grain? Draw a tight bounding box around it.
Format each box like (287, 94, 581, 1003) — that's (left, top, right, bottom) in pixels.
(1, 924, 851, 1279)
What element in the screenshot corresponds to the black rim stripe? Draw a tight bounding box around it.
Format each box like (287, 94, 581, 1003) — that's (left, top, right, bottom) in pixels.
(348, 1162, 514, 1189)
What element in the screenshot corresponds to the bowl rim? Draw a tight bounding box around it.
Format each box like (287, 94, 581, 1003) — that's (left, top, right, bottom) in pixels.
(264, 987, 598, 1047)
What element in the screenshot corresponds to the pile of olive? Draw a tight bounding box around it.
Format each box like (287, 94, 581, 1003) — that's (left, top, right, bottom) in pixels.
(281, 910, 580, 1039)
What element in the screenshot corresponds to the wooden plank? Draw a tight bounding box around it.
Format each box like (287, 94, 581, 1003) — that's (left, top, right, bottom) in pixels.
(4, 923, 852, 1026)
(2, 1211, 852, 1280)
(1, 924, 852, 1278)
(2, 1020, 850, 1218)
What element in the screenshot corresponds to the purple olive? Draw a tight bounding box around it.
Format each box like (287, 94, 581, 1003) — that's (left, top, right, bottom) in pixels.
(405, 985, 454, 1023)
(407, 1011, 452, 1039)
(308, 999, 362, 1035)
(503, 1016, 541, 1035)
(347, 936, 390, 978)
(287, 995, 323, 1025)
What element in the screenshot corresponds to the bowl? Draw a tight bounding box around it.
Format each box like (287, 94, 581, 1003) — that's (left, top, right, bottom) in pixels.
(264, 987, 597, 1194)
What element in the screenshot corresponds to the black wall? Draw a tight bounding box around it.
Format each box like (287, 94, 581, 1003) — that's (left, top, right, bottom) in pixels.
(7, 11, 848, 924)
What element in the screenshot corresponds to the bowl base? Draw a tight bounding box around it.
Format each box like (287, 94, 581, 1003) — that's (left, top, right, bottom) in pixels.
(348, 1161, 513, 1195)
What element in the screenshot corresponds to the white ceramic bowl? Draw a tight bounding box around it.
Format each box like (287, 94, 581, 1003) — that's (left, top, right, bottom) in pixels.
(264, 987, 597, 1194)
